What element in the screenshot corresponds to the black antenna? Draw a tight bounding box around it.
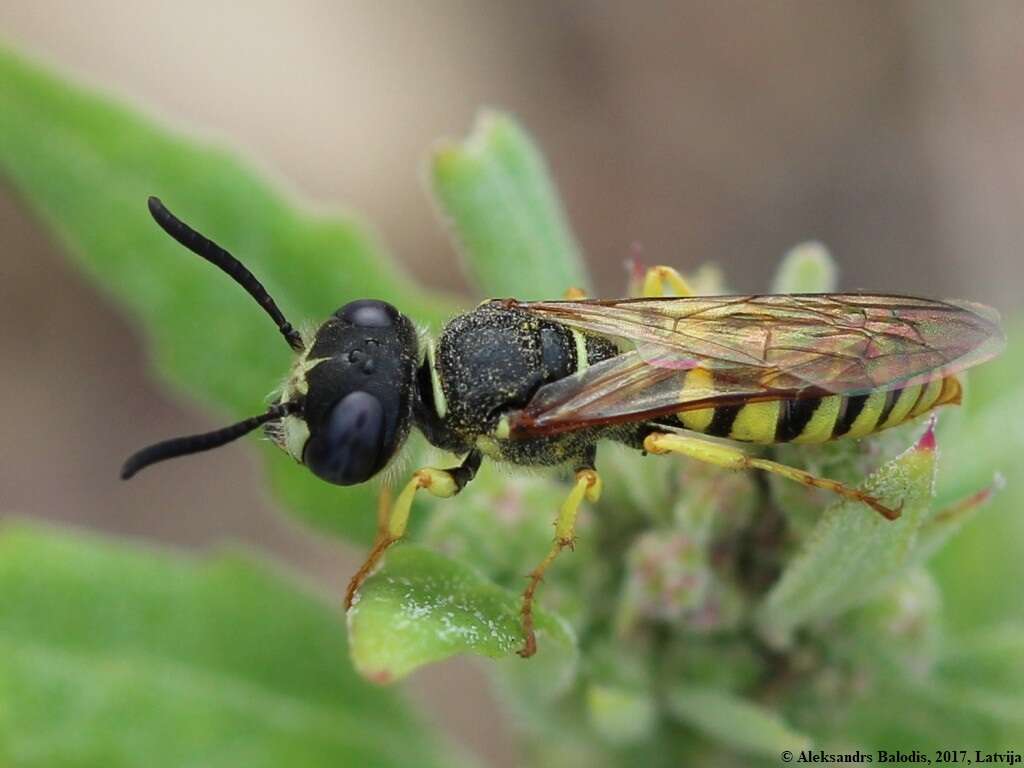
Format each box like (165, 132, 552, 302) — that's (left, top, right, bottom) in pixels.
(148, 196, 304, 352)
(121, 400, 301, 480)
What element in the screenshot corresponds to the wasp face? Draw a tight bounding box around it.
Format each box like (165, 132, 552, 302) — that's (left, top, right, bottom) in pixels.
(288, 300, 419, 486)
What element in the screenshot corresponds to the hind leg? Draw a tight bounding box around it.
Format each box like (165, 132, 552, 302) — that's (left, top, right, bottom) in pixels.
(643, 431, 899, 520)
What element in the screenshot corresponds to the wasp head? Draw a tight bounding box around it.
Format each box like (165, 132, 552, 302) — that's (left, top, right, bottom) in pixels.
(275, 300, 418, 485)
(121, 198, 417, 486)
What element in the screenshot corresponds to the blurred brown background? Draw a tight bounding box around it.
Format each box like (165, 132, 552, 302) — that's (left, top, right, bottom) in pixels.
(1, 3, 1022, 766)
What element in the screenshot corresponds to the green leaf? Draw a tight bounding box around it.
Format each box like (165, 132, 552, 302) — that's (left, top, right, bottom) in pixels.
(929, 322, 1024, 631)
(771, 241, 838, 293)
(938, 623, 1024, 694)
(914, 478, 1001, 565)
(347, 545, 577, 685)
(921, 625, 1024, 745)
(0, 523, 456, 768)
(0, 46, 460, 545)
(667, 687, 811, 757)
(823, 623, 1024, 749)
(430, 111, 590, 299)
(585, 684, 656, 745)
(845, 566, 942, 669)
(755, 427, 937, 643)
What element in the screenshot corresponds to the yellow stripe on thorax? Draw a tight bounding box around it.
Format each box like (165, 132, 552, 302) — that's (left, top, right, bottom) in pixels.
(791, 395, 843, 444)
(426, 340, 447, 418)
(729, 401, 781, 443)
(571, 330, 589, 371)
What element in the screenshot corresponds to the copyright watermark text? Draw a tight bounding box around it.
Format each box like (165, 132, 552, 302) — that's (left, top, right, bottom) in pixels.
(779, 750, 1022, 765)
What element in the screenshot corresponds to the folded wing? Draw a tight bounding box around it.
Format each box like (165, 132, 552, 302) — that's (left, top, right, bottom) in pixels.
(503, 294, 1004, 437)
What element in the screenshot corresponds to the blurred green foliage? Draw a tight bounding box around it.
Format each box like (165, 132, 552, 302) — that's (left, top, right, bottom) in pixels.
(2, 45, 1023, 767)
(0, 46, 456, 546)
(430, 111, 590, 300)
(755, 428, 938, 643)
(0, 524, 456, 768)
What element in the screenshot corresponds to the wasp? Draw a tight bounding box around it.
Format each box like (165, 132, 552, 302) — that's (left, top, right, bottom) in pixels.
(124, 197, 1005, 657)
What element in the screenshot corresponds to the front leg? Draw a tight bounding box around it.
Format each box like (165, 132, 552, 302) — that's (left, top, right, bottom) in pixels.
(344, 449, 483, 609)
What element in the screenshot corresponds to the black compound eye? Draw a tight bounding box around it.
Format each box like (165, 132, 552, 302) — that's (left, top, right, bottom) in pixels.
(338, 299, 397, 328)
(303, 391, 386, 485)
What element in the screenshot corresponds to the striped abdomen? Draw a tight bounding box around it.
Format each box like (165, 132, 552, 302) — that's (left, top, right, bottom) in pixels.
(674, 376, 962, 444)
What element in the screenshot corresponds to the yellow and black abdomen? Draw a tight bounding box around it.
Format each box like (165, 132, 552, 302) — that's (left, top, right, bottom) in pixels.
(675, 375, 962, 444)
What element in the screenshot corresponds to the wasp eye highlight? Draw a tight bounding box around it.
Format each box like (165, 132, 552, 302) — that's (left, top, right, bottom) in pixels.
(338, 299, 397, 328)
(304, 391, 386, 485)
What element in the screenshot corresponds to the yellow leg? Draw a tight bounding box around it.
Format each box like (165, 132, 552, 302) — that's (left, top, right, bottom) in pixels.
(519, 468, 602, 657)
(641, 265, 695, 298)
(375, 485, 392, 533)
(344, 467, 459, 609)
(563, 286, 588, 299)
(643, 431, 900, 520)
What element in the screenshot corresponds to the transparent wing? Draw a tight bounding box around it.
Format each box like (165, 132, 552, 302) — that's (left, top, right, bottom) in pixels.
(501, 294, 1004, 437)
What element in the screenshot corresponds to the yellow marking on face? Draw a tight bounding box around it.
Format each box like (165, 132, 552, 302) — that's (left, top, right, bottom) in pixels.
(494, 415, 510, 440)
(845, 390, 888, 439)
(792, 395, 843, 444)
(677, 368, 716, 432)
(426, 340, 447, 419)
(571, 330, 589, 371)
(729, 400, 781, 443)
(880, 384, 923, 429)
(909, 378, 943, 418)
(282, 415, 310, 461)
(289, 356, 327, 396)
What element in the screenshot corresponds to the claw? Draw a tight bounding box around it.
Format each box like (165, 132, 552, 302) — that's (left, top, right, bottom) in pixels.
(517, 630, 537, 658)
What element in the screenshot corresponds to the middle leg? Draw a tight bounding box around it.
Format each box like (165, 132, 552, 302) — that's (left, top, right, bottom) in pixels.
(519, 446, 602, 657)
